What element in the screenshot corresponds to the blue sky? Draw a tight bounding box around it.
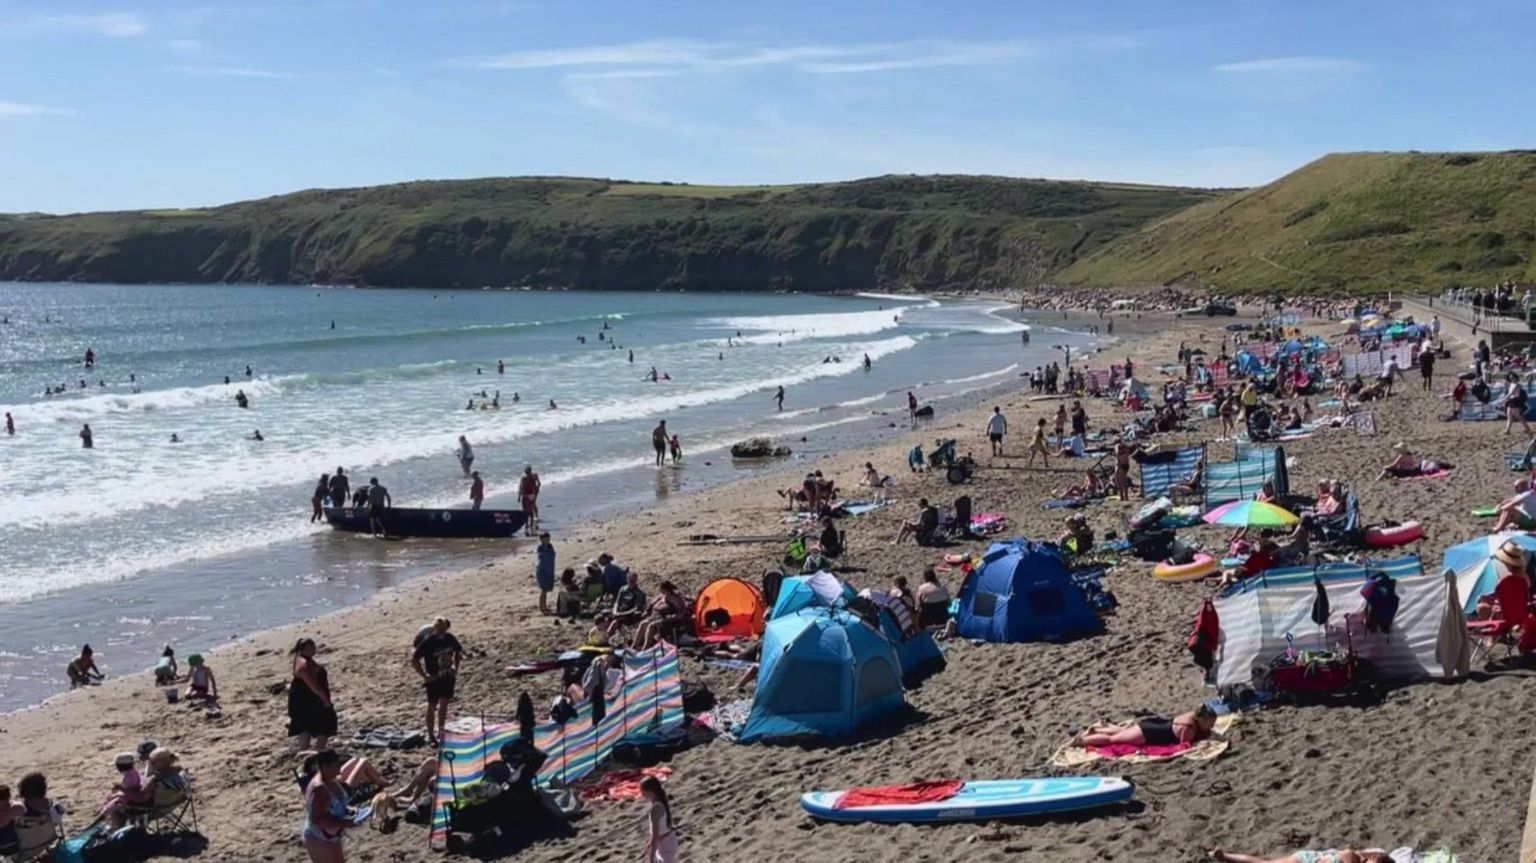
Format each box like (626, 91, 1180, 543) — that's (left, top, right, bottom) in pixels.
(2, 0, 1533, 212)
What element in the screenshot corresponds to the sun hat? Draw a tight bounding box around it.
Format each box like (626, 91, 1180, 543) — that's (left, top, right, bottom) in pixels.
(1495, 539, 1527, 571)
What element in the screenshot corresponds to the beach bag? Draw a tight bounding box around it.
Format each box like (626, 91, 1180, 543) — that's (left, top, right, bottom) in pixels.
(1361, 573, 1400, 634)
(783, 537, 807, 568)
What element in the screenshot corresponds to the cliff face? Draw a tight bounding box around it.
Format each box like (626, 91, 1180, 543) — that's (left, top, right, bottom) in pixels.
(0, 175, 1215, 291)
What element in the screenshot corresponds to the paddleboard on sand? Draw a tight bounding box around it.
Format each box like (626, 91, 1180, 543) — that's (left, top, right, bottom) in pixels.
(799, 777, 1133, 824)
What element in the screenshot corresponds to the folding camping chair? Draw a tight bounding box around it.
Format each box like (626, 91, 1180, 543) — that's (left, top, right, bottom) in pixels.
(5, 813, 62, 863)
(127, 782, 198, 836)
(1353, 410, 1378, 437)
(1468, 574, 1532, 664)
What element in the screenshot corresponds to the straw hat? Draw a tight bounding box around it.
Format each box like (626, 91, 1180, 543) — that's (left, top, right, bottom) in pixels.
(1494, 539, 1528, 571)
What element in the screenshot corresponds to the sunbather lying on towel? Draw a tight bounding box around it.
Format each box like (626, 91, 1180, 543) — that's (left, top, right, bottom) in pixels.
(1376, 442, 1452, 479)
(1077, 704, 1216, 748)
(1209, 848, 1393, 863)
(1057, 469, 1103, 500)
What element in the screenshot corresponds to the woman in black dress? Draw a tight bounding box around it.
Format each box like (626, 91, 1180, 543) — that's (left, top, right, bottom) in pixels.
(288, 638, 337, 750)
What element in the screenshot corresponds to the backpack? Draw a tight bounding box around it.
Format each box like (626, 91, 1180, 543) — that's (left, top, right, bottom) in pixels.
(1361, 572, 1400, 634)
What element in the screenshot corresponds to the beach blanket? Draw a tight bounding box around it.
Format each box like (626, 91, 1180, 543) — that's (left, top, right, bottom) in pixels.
(1044, 497, 1102, 510)
(575, 767, 672, 802)
(1049, 715, 1236, 767)
(694, 698, 752, 740)
(703, 658, 757, 671)
(1399, 468, 1453, 481)
(971, 513, 1008, 534)
(834, 780, 964, 810)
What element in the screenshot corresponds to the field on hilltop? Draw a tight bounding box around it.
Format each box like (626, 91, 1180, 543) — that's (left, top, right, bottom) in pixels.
(0, 175, 1214, 292)
(1058, 151, 1536, 294)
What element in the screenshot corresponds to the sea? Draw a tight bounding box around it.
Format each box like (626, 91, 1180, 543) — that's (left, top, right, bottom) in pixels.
(0, 284, 1101, 711)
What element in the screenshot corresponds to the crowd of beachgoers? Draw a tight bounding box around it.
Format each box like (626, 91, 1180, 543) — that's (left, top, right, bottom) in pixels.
(3, 294, 1528, 863)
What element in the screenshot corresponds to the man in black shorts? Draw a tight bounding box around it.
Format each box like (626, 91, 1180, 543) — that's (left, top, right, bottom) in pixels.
(411, 616, 463, 745)
(366, 477, 391, 538)
(652, 420, 668, 467)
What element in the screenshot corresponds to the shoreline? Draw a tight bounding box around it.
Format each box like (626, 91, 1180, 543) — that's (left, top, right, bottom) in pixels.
(6, 303, 1526, 862)
(0, 290, 1064, 711)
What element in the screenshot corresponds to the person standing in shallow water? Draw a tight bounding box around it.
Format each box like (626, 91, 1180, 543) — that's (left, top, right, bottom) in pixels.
(652, 420, 668, 467)
(311, 474, 330, 522)
(79, 423, 93, 449)
(469, 471, 484, 511)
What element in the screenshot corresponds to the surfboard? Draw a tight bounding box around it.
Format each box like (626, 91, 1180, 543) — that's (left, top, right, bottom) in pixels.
(799, 777, 1133, 824)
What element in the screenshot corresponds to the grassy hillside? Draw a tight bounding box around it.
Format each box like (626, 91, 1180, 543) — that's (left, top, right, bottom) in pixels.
(1058, 151, 1536, 294)
(0, 175, 1215, 292)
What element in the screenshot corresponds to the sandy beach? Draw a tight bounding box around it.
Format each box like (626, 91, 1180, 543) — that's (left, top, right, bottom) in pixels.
(3, 305, 1530, 863)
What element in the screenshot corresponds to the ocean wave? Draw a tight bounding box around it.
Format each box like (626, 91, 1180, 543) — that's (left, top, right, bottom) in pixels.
(0, 335, 922, 531)
(707, 307, 909, 346)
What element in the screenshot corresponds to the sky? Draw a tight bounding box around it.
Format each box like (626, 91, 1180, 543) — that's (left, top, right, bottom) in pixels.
(1, 0, 1534, 212)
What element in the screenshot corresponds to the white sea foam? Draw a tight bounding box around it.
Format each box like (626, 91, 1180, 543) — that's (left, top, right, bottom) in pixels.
(707, 307, 909, 345)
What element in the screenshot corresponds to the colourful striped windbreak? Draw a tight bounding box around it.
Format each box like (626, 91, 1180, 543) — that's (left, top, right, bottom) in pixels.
(428, 643, 683, 848)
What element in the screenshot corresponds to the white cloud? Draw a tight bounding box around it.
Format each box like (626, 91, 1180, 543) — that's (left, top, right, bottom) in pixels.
(0, 101, 74, 117)
(566, 69, 679, 81)
(167, 65, 298, 79)
(10, 13, 148, 38)
(167, 38, 203, 54)
(1214, 56, 1365, 74)
(471, 37, 1101, 75)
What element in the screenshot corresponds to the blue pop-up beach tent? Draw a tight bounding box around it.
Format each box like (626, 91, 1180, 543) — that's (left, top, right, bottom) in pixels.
(954, 540, 1103, 643)
(738, 608, 904, 742)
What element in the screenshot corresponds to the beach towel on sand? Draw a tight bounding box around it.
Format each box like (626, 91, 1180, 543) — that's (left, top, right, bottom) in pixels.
(1399, 469, 1453, 481)
(1049, 715, 1236, 767)
(575, 767, 672, 802)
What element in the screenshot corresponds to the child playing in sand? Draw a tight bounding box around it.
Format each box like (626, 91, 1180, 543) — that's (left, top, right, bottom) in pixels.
(184, 654, 217, 701)
(67, 645, 104, 688)
(154, 646, 178, 686)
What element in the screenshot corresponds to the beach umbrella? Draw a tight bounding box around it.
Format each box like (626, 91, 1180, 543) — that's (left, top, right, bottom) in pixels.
(1440, 533, 1536, 612)
(1435, 567, 1471, 677)
(1203, 500, 1299, 528)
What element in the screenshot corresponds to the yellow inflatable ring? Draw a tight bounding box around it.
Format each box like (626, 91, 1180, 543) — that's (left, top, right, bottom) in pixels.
(1153, 553, 1218, 583)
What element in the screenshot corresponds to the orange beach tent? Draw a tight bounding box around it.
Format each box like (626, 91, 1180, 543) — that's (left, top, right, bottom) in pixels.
(693, 577, 766, 642)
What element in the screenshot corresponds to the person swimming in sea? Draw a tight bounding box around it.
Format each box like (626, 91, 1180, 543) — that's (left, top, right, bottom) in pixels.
(466, 399, 475, 410)
(512, 392, 520, 403)
(249, 429, 264, 441)
(548, 399, 558, 410)
(235, 389, 249, 408)
(169, 433, 180, 443)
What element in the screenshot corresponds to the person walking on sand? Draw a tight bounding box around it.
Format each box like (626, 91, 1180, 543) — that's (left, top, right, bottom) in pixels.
(1028, 417, 1050, 468)
(985, 406, 1008, 457)
(79, 423, 93, 449)
(1419, 347, 1435, 392)
(518, 465, 541, 534)
(411, 617, 462, 745)
(469, 471, 484, 511)
(456, 436, 474, 476)
(535, 532, 556, 614)
(639, 775, 678, 863)
(366, 477, 391, 538)
(652, 420, 669, 467)
(288, 638, 337, 751)
(1502, 373, 1533, 435)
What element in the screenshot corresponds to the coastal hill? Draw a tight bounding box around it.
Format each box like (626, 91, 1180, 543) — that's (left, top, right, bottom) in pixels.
(0, 175, 1213, 292)
(1058, 151, 1536, 294)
